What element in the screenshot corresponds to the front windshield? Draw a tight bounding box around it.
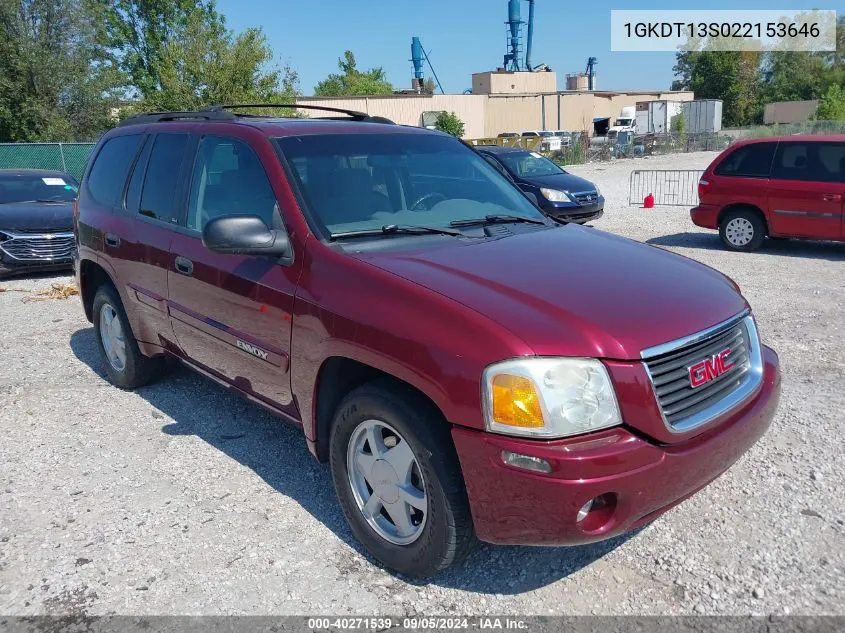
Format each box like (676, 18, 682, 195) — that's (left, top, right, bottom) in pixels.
(276, 133, 545, 235)
(616, 118, 633, 127)
(0, 173, 78, 204)
(497, 152, 565, 178)
(539, 132, 556, 138)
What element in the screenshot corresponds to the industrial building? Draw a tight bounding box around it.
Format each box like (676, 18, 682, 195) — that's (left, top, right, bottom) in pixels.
(297, 83, 694, 139)
(297, 0, 695, 139)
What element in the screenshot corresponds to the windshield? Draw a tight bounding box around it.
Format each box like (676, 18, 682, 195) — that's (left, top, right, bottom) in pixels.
(0, 173, 78, 204)
(615, 118, 633, 127)
(276, 133, 545, 235)
(539, 132, 556, 138)
(497, 152, 565, 178)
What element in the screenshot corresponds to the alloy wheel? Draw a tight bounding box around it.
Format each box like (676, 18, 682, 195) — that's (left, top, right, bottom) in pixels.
(346, 419, 428, 545)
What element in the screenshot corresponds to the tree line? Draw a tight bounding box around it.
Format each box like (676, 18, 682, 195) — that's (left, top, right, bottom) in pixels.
(0, 0, 413, 142)
(672, 16, 845, 126)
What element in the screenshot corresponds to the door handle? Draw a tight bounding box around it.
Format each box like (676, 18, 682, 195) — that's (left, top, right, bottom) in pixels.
(822, 194, 842, 202)
(174, 256, 193, 276)
(104, 233, 120, 248)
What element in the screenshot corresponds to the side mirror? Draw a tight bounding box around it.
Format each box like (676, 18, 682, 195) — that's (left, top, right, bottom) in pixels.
(202, 215, 291, 259)
(523, 191, 541, 207)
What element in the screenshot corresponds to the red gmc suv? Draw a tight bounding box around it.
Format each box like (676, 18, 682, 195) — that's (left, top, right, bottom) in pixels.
(73, 106, 781, 578)
(692, 135, 845, 251)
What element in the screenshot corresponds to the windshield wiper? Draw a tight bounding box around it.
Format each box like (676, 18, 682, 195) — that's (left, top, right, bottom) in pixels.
(449, 214, 548, 228)
(1, 199, 70, 204)
(330, 224, 463, 240)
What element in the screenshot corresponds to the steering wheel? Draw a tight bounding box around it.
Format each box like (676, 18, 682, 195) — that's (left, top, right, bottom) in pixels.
(410, 192, 448, 211)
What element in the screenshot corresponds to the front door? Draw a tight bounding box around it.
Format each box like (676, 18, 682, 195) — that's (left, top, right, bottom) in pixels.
(767, 141, 845, 240)
(167, 133, 299, 411)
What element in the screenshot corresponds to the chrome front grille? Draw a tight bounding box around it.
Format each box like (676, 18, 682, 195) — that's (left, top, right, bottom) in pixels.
(642, 313, 764, 433)
(572, 190, 599, 205)
(0, 231, 75, 262)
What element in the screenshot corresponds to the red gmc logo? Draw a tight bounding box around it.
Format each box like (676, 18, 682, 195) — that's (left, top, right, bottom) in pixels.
(688, 348, 734, 388)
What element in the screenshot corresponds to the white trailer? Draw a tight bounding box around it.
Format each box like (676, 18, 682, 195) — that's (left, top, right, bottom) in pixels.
(683, 99, 723, 134)
(635, 100, 685, 135)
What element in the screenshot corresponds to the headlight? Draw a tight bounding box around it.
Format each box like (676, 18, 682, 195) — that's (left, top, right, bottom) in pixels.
(482, 358, 622, 438)
(594, 185, 601, 197)
(540, 188, 572, 203)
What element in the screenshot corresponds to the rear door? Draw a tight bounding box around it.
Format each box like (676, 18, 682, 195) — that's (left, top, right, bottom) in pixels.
(167, 133, 299, 411)
(767, 141, 845, 240)
(117, 132, 192, 348)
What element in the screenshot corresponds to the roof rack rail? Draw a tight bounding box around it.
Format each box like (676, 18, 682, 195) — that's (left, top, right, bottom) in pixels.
(117, 110, 237, 127)
(206, 103, 395, 124)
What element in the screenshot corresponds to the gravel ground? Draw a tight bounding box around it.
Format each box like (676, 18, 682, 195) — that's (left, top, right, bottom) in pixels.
(0, 151, 843, 616)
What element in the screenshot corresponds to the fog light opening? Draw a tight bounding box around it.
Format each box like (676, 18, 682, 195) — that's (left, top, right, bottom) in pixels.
(501, 450, 551, 474)
(575, 493, 617, 532)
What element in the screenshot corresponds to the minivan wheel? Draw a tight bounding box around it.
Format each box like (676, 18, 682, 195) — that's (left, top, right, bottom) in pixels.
(329, 380, 476, 578)
(92, 284, 164, 390)
(719, 209, 765, 252)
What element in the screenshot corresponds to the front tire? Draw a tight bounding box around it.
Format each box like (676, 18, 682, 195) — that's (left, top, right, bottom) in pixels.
(92, 284, 164, 390)
(329, 380, 475, 578)
(719, 208, 766, 252)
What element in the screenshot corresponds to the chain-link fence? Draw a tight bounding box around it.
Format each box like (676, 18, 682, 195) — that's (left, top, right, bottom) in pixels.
(0, 143, 95, 180)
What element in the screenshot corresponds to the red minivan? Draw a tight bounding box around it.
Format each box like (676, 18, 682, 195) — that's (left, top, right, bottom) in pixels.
(74, 107, 781, 577)
(692, 136, 845, 251)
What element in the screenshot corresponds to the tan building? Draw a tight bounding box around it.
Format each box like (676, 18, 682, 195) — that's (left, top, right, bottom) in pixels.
(764, 100, 819, 124)
(296, 89, 695, 139)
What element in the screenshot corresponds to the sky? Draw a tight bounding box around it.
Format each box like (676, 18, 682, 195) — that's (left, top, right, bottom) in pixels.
(214, 0, 839, 95)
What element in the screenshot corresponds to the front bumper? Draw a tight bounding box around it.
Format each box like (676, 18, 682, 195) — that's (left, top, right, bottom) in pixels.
(0, 230, 76, 276)
(452, 345, 780, 546)
(542, 199, 604, 224)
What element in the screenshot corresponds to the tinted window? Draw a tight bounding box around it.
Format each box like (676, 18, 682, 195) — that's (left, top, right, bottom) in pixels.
(186, 136, 278, 231)
(714, 143, 776, 178)
(139, 134, 189, 223)
(497, 151, 564, 178)
(0, 173, 78, 204)
(86, 135, 143, 206)
(771, 142, 845, 183)
(277, 133, 544, 233)
(124, 137, 152, 213)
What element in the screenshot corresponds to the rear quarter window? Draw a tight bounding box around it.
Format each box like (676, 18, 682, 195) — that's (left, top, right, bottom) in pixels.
(714, 142, 777, 178)
(85, 135, 144, 206)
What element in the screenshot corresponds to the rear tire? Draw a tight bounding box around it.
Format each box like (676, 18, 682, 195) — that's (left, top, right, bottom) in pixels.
(329, 379, 476, 578)
(92, 284, 164, 390)
(719, 208, 766, 252)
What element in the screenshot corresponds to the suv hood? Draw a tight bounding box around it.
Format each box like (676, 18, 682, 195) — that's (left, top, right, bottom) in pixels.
(525, 173, 597, 194)
(0, 202, 73, 232)
(356, 226, 747, 360)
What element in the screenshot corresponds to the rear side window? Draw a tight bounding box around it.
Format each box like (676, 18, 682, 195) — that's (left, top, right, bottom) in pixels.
(124, 137, 152, 213)
(714, 142, 776, 178)
(139, 134, 189, 223)
(86, 135, 143, 206)
(771, 142, 845, 183)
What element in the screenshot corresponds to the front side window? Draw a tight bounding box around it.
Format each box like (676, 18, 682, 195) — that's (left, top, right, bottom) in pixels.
(187, 136, 278, 231)
(715, 142, 776, 178)
(277, 133, 544, 234)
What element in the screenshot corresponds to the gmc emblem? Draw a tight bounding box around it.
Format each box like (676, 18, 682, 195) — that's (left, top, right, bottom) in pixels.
(688, 348, 734, 388)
